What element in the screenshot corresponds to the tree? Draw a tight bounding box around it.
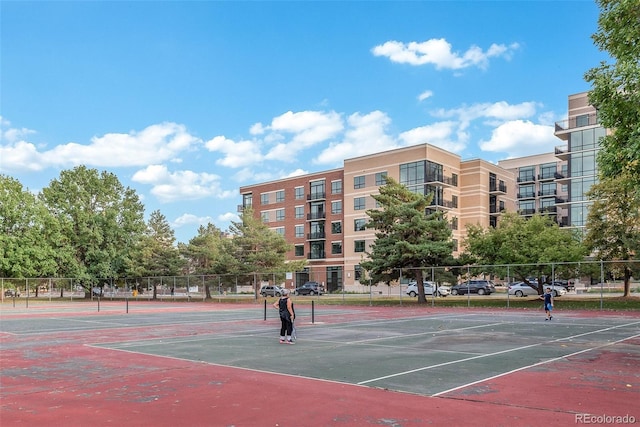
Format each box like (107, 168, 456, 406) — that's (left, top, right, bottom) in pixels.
(135, 210, 185, 298)
(229, 208, 306, 297)
(584, 172, 640, 297)
(39, 166, 146, 294)
(585, 0, 640, 187)
(180, 223, 237, 299)
(0, 175, 60, 278)
(359, 177, 454, 303)
(464, 213, 586, 294)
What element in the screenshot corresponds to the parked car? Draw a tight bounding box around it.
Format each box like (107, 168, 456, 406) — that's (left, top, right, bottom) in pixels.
(294, 281, 325, 296)
(508, 282, 567, 297)
(260, 285, 284, 297)
(450, 280, 496, 295)
(4, 289, 20, 297)
(406, 281, 450, 297)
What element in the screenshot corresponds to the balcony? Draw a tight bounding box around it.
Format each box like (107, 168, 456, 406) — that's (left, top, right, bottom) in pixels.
(517, 175, 536, 183)
(426, 174, 457, 187)
(538, 172, 556, 181)
(307, 192, 326, 201)
(518, 208, 536, 216)
(538, 189, 557, 197)
(490, 183, 507, 193)
(540, 205, 557, 214)
(489, 206, 504, 215)
(307, 212, 326, 220)
(307, 251, 326, 260)
(307, 232, 326, 240)
(554, 146, 570, 161)
(554, 113, 599, 132)
(517, 192, 536, 199)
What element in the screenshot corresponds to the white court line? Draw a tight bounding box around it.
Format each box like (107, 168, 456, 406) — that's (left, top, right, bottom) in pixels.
(346, 322, 504, 345)
(357, 320, 640, 386)
(433, 331, 640, 397)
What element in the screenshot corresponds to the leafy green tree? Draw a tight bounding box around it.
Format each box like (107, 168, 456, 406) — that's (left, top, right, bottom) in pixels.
(584, 172, 640, 297)
(359, 177, 454, 303)
(39, 166, 146, 295)
(229, 208, 306, 297)
(464, 213, 587, 293)
(585, 0, 640, 186)
(0, 175, 60, 278)
(135, 210, 185, 298)
(180, 223, 237, 299)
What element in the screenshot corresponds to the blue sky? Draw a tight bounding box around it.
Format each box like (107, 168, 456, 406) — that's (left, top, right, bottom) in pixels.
(1, 1, 606, 243)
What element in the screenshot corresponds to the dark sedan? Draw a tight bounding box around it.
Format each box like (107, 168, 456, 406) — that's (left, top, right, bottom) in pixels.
(294, 281, 325, 296)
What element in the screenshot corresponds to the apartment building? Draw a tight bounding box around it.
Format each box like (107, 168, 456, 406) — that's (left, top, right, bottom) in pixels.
(553, 91, 606, 234)
(239, 143, 515, 291)
(498, 152, 569, 227)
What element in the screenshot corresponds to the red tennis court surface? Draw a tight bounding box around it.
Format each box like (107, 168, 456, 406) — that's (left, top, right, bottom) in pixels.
(1, 301, 638, 426)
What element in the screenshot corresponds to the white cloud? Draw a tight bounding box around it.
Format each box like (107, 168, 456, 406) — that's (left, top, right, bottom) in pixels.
(0, 121, 201, 173)
(264, 110, 344, 161)
(372, 38, 519, 70)
(132, 165, 235, 203)
(479, 120, 557, 157)
(432, 101, 538, 125)
(399, 121, 467, 153)
(172, 213, 214, 228)
(315, 111, 397, 164)
(418, 90, 433, 102)
(217, 212, 239, 223)
(204, 136, 264, 167)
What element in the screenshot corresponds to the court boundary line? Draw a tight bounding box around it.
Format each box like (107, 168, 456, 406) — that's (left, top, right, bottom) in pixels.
(357, 320, 640, 386)
(433, 331, 640, 397)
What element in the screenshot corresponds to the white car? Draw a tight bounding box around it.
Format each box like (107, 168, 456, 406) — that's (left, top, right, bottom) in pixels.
(508, 282, 566, 297)
(406, 281, 450, 297)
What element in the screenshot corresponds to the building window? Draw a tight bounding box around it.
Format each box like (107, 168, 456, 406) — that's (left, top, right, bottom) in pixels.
(260, 193, 269, 205)
(310, 180, 325, 199)
(451, 217, 458, 230)
(518, 167, 535, 182)
(354, 240, 366, 253)
(295, 206, 304, 219)
(331, 180, 342, 195)
(331, 242, 342, 255)
(295, 225, 304, 238)
(294, 245, 304, 257)
(274, 227, 284, 236)
(375, 172, 387, 186)
(451, 195, 458, 208)
(331, 221, 342, 234)
(261, 212, 269, 223)
(452, 173, 458, 187)
(400, 161, 426, 187)
(276, 190, 285, 203)
(354, 197, 366, 210)
(242, 193, 253, 208)
(331, 200, 342, 214)
(354, 176, 365, 189)
(276, 209, 285, 221)
(354, 218, 366, 231)
(295, 187, 304, 200)
(355, 265, 362, 280)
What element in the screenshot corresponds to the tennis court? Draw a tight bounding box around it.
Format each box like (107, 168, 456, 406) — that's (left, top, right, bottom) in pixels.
(1, 300, 639, 426)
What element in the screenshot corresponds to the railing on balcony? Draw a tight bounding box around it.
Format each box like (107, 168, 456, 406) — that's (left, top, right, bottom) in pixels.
(518, 208, 536, 215)
(538, 171, 556, 181)
(517, 192, 536, 199)
(540, 206, 557, 213)
(307, 212, 326, 220)
(538, 189, 557, 197)
(554, 171, 566, 179)
(490, 183, 507, 193)
(517, 175, 536, 183)
(307, 192, 326, 200)
(426, 174, 457, 186)
(307, 232, 326, 240)
(307, 251, 326, 260)
(554, 113, 599, 132)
